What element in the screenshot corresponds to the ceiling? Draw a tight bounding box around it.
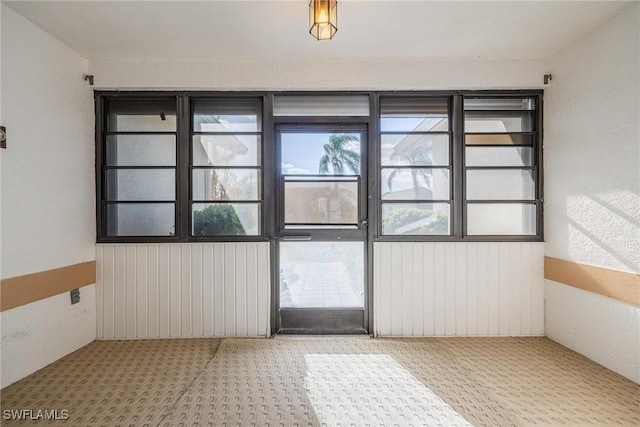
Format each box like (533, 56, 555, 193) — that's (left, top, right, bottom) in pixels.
(4, 0, 631, 62)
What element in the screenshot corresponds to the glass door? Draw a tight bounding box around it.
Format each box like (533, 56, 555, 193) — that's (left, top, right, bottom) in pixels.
(276, 125, 368, 333)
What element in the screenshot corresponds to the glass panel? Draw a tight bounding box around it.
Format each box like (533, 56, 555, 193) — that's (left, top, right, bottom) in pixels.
(284, 180, 358, 226)
(464, 97, 535, 110)
(467, 203, 536, 235)
(382, 203, 450, 235)
(279, 242, 364, 308)
(192, 203, 260, 236)
(465, 111, 534, 133)
(466, 169, 535, 200)
(281, 132, 361, 176)
(106, 135, 175, 166)
(107, 100, 176, 132)
(465, 147, 533, 167)
(380, 98, 449, 132)
(381, 117, 449, 132)
(381, 169, 450, 200)
(192, 169, 260, 201)
(106, 203, 175, 236)
(465, 134, 533, 146)
(273, 95, 369, 116)
(380, 134, 449, 166)
(106, 169, 175, 201)
(192, 135, 260, 166)
(193, 99, 261, 132)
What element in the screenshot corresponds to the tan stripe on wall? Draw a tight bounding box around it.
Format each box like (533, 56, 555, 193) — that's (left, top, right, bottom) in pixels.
(1, 261, 96, 311)
(545, 257, 640, 306)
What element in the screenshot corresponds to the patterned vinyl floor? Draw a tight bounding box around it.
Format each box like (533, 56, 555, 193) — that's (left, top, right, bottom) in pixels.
(1, 337, 638, 426)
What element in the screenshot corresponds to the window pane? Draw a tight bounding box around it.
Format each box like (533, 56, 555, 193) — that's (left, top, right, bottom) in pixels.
(467, 203, 536, 235)
(380, 98, 449, 132)
(465, 147, 533, 167)
(382, 203, 450, 235)
(106, 169, 175, 201)
(273, 95, 369, 116)
(192, 135, 261, 166)
(464, 98, 535, 110)
(106, 135, 175, 166)
(466, 169, 535, 200)
(284, 180, 358, 226)
(281, 132, 361, 176)
(465, 111, 533, 133)
(192, 169, 260, 201)
(381, 169, 450, 200)
(107, 100, 176, 132)
(381, 117, 449, 132)
(465, 134, 533, 146)
(280, 242, 364, 308)
(381, 134, 449, 166)
(106, 203, 175, 236)
(192, 203, 260, 236)
(193, 100, 261, 132)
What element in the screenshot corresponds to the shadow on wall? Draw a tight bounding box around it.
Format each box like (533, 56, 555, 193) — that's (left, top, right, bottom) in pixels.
(552, 190, 640, 272)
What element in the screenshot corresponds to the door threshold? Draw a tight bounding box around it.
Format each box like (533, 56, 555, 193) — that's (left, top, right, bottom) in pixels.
(274, 333, 371, 340)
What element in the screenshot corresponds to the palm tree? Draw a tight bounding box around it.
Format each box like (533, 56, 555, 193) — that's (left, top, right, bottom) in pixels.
(318, 134, 360, 175)
(385, 145, 433, 199)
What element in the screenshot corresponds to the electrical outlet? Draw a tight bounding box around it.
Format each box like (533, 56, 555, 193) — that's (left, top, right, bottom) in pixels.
(70, 288, 80, 305)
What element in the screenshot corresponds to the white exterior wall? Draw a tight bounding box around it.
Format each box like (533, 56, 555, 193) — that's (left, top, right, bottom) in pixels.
(96, 243, 271, 339)
(0, 6, 95, 388)
(374, 242, 545, 337)
(544, 3, 640, 383)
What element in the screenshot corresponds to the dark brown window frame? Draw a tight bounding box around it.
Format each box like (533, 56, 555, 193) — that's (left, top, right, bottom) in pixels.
(95, 90, 543, 244)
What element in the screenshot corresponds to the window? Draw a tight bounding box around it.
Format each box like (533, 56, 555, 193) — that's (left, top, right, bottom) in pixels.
(96, 91, 542, 242)
(101, 98, 177, 237)
(191, 99, 263, 236)
(379, 97, 452, 236)
(463, 97, 540, 236)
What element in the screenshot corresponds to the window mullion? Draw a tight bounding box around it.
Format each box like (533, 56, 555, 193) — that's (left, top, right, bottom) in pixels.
(177, 94, 191, 240)
(452, 94, 465, 239)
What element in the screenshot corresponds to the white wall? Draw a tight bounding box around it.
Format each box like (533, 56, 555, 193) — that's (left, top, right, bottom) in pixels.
(90, 59, 548, 90)
(0, 5, 96, 388)
(374, 242, 544, 337)
(544, 3, 640, 383)
(1, 285, 96, 388)
(96, 243, 271, 339)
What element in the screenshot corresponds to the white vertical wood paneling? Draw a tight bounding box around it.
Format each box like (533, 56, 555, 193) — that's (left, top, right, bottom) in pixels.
(433, 244, 446, 336)
(96, 243, 271, 339)
(191, 244, 203, 337)
(202, 244, 214, 336)
(476, 244, 489, 335)
(180, 245, 191, 336)
(374, 242, 545, 337)
(411, 243, 424, 336)
(169, 245, 181, 337)
(157, 245, 170, 337)
(422, 244, 435, 336)
(466, 244, 478, 335)
(135, 245, 148, 338)
(114, 246, 126, 338)
(147, 245, 159, 337)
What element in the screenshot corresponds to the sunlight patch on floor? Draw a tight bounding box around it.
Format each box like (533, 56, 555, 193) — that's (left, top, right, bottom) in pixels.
(304, 353, 471, 426)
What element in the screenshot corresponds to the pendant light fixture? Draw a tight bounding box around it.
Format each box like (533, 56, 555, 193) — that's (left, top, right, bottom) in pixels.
(309, 0, 337, 40)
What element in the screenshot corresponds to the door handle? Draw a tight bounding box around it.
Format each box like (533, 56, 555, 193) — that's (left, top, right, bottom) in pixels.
(361, 219, 369, 226)
(281, 236, 312, 241)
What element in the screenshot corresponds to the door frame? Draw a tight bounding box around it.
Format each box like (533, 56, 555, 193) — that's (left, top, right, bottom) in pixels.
(272, 123, 372, 334)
